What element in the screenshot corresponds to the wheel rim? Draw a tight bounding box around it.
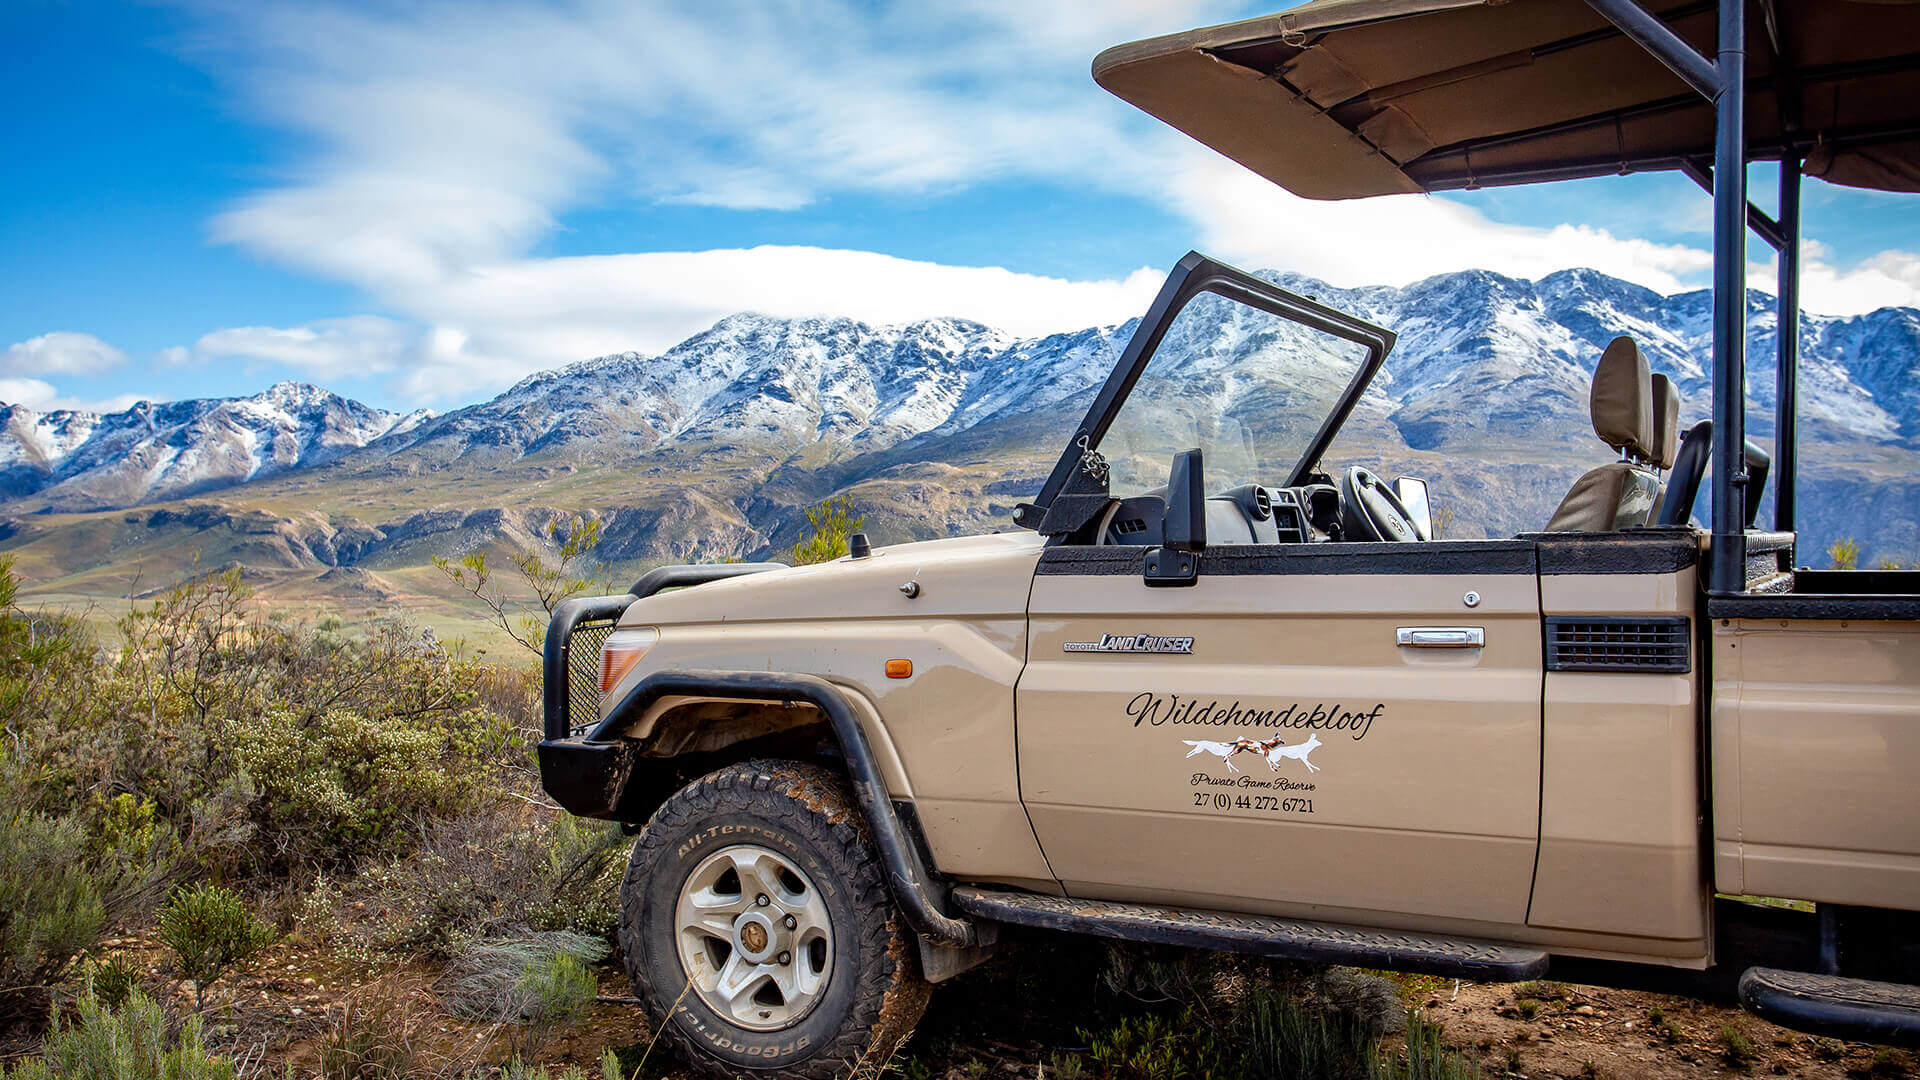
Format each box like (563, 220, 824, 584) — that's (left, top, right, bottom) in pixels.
(674, 844, 834, 1031)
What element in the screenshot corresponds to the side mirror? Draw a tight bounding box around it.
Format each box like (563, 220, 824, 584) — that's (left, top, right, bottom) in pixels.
(1394, 476, 1434, 540)
(1163, 449, 1206, 552)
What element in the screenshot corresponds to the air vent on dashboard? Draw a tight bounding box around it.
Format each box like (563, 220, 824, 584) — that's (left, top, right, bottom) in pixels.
(1252, 487, 1273, 520)
(1544, 616, 1690, 674)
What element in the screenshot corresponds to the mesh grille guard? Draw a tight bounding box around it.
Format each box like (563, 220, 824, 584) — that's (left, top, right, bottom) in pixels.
(1544, 616, 1691, 674)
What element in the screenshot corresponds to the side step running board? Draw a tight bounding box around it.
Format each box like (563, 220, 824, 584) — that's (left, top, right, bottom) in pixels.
(951, 887, 1548, 982)
(1739, 968, 1920, 1049)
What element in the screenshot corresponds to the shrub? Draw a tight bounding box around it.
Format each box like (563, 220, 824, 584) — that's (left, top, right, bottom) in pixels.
(1241, 988, 1373, 1080)
(1372, 1011, 1481, 1080)
(316, 979, 427, 1080)
(528, 814, 628, 940)
(500, 1052, 622, 1080)
(789, 496, 865, 565)
(1717, 1021, 1756, 1067)
(231, 705, 475, 868)
(85, 951, 145, 1011)
(1084, 1012, 1215, 1080)
(515, 949, 601, 1058)
(440, 932, 610, 1024)
(0, 804, 107, 1023)
(1829, 537, 1861, 570)
(434, 514, 607, 655)
(0, 768, 169, 1023)
(0, 987, 234, 1080)
(156, 882, 275, 1011)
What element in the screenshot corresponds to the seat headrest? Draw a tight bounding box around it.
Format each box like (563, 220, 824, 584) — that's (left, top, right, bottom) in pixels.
(1649, 373, 1680, 470)
(1591, 336, 1654, 463)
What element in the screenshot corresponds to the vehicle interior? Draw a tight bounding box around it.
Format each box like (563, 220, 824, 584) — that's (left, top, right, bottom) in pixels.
(1028, 252, 1741, 556)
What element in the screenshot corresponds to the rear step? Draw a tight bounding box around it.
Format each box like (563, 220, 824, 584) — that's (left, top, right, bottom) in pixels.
(1739, 968, 1920, 1049)
(950, 887, 1548, 981)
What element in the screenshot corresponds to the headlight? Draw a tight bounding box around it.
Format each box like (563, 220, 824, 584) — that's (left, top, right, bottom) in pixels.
(599, 627, 659, 703)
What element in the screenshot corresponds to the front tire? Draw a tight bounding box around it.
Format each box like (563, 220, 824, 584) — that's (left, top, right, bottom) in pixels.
(621, 760, 931, 1079)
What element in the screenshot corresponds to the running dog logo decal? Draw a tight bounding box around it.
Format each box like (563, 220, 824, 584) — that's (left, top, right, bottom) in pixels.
(1158, 697, 1381, 818)
(1182, 733, 1323, 774)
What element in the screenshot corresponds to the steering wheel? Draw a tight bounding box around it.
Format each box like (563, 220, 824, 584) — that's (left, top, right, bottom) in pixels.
(1339, 466, 1423, 542)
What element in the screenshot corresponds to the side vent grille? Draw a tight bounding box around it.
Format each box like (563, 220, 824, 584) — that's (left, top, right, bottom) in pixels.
(1545, 616, 1691, 674)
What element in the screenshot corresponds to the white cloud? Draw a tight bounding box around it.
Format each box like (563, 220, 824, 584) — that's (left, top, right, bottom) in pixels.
(1167, 151, 1714, 295)
(0, 377, 148, 414)
(0, 379, 60, 409)
(1797, 250, 1920, 317)
(176, 0, 1917, 405)
(387, 246, 1164, 402)
(183, 316, 418, 378)
(3, 332, 129, 377)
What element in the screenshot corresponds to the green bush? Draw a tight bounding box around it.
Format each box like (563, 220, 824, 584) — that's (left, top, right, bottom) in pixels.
(156, 882, 274, 1011)
(515, 949, 600, 1058)
(231, 705, 474, 868)
(441, 933, 607, 1012)
(0, 805, 107, 1023)
(9, 564, 519, 882)
(1372, 1011, 1481, 1080)
(789, 496, 865, 565)
(0, 987, 234, 1080)
(0, 762, 170, 1022)
(1829, 537, 1862, 570)
(500, 1051, 622, 1080)
(84, 952, 144, 1011)
(316, 980, 424, 1080)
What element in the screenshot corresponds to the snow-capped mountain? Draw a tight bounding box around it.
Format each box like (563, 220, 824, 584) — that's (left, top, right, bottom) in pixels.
(371, 267, 1920, 472)
(3, 266, 1917, 566)
(0, 382, 431, 508)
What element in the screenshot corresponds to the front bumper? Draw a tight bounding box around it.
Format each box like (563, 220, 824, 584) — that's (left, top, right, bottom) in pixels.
(536, 738, 638, 819)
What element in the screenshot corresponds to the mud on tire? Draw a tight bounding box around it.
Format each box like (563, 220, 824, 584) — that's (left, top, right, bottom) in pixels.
(621, 759, 931, 1079)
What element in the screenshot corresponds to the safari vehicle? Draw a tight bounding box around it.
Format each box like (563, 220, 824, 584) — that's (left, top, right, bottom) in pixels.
(537, 0, 1920, 1075)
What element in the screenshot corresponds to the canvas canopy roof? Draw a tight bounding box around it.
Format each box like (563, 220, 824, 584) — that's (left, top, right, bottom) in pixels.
(1093, 0, 1920, 200)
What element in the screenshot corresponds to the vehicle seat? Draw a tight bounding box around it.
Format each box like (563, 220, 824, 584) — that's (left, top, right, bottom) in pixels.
(1544, 337, 1662, 531)
(1646, 373, 1681, 522)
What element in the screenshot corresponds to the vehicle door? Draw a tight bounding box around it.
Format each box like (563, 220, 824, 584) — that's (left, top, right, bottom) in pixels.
(1012, 255, 1544, 929)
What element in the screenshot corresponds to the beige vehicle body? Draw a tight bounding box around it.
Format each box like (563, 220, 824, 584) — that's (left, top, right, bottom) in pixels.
(570, 522, 1918, 970)
(539, 0, 1920, 1062)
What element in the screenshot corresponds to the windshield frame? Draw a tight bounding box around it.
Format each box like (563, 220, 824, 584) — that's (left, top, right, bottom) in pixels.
(1017, 250, 1397, 533)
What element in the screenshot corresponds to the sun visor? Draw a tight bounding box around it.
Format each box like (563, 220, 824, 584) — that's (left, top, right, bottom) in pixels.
(1094, 47, 1421, 200)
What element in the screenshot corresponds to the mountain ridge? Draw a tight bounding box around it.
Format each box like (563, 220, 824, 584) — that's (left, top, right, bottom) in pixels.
(4, 265, 1918, 616)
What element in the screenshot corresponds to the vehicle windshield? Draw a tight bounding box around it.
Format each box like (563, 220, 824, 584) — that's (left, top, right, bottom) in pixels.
(1096, 288, 1375, 496)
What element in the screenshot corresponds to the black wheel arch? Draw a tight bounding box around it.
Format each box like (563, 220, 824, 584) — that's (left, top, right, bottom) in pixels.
(538, 667, 981, 947)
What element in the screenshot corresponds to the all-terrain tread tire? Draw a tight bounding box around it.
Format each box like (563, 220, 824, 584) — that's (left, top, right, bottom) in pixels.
(621, 759, 931, 1080)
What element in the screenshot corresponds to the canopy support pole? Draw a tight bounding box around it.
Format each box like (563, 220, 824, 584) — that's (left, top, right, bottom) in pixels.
(1709, 0, 1748, 593)
(1581, 0, 1722, 102)
(1774, 154, 1802, 540)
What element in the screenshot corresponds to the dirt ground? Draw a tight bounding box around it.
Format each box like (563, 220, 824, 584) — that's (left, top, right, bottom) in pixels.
(19, 934, 1915, 1079)
(1392, 977, 1911, 1080)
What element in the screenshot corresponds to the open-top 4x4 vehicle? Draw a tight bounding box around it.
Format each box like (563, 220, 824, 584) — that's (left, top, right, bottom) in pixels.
(539, 1, 1920, 1075)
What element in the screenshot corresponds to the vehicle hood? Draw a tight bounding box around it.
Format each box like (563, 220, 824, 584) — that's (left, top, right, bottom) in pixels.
(617, 531, 1047, 629)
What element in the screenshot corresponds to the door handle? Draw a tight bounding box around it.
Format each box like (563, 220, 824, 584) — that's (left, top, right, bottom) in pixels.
(1396, 626, 1485, 648)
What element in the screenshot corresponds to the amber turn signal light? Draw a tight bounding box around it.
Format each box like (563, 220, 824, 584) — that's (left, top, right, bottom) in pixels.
(600, 627, 660, 697)
(885, 658, 912, 679)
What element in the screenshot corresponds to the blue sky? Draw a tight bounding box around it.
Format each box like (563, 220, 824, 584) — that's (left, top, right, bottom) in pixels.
(6, 0, 1919, 415)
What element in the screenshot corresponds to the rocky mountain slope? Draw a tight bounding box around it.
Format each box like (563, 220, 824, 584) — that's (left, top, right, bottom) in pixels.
(3, 266, 1917, 618)
(0, 382, 431, 508)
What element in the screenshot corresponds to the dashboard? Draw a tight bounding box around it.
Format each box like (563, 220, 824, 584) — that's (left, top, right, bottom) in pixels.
(1095, 482, 1345, 546)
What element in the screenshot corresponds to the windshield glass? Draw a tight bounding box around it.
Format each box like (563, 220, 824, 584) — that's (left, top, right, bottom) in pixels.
(1096, 289, 1375, 496)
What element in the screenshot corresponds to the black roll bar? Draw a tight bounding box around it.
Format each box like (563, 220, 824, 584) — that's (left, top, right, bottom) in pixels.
(542, 562, 786, 741)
